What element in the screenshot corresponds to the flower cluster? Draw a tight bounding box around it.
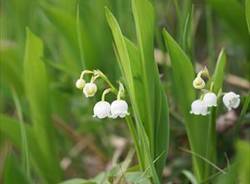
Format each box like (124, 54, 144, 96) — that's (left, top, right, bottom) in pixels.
(190, 67, 240, 116)
(75, 70, 129, 119)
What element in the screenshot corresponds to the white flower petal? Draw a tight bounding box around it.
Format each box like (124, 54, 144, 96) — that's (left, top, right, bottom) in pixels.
(190, 99, 209, 116)
(93, 101, 111, 119)
(223, 92, 240, 110)
(111, 100, 129, 118)
(83, 83, 97, 97)
(203, 92, 217, 107)
(75, 79, 85, 89)
(193, 76, 205, 89)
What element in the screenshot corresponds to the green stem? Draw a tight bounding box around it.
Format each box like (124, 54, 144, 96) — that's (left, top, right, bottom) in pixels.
(204, 107, 217, 180)
(94, 70, 118, 93)
(125, 116, 143, 169)
(80, 70, 93, 79)
(12, 89, 31, 180)
(101, 88, 115, 101)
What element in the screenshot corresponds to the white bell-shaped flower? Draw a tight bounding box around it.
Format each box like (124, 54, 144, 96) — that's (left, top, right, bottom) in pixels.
(203, 92, 217, 107)
(75, 79, 85, 89)
(193, 76, 205, 89)
(110, 100, 129, 118)
(223, 92, 240, 111)
(83, 82, 97, 97)
(190, 99, 209, 116)
(93, 101, 111, 119)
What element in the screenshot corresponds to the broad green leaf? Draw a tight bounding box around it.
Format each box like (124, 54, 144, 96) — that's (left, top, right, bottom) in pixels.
(106, 6, 146, 171)
(24, 29, 61, 183)
(106, 1, 169, 182)
(212, 49, 226, 93)
(246, 0, 250, 33)
(163, 29, 210, 182)
(131, 0, 155, 141)
(162, 29, 195, 115)
(131, 0, 169, 178)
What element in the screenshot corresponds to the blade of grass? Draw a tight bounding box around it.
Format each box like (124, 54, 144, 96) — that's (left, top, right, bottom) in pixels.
(180, 148, 226, 174)
(182, 170, 198, 184)
(12, 89, 31, 180)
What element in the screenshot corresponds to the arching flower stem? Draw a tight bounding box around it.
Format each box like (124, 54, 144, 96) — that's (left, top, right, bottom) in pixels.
(80, 70, 94, 79)
(101, 88, 116, 101)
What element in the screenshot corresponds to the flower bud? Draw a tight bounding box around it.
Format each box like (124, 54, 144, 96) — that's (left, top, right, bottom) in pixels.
(190, 99, 209, 116)
(83, 82, 97, 97)
(93, 101, 111, 119)
(223, 92, 240, 111)
(203, 92, 217, 107)
(199, 67, 210, 81)
(75, 79, 85, 89)
(193, 76, 205, 89)
(110, 100, 129, 118)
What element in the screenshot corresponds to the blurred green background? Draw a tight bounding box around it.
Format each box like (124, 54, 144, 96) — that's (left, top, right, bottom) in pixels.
(0, 0, 250, 183)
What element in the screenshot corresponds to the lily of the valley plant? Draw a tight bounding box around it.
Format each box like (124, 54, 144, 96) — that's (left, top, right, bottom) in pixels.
(75, 69, 129, 119)
(191, 67, 240, 116)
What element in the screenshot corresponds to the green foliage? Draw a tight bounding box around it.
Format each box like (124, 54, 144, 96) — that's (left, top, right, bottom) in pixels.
(163, 30, 228, 182)
(106, 0, 169, 182)
(24, 29, 61, 183)
(163, 29, 206, 181)
(1, 0, 250, 183)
